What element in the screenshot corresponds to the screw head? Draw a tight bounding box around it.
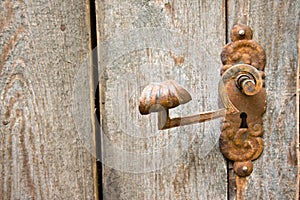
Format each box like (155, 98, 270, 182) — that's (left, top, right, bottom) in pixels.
(242, 166, 248, 172)
(239, 29, 245, 36)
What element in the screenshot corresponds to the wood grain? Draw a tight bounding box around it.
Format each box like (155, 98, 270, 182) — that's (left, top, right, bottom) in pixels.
(227, 0, 299, 199)
(296, 25, 300, 200)
(0, 0, 95, 199)
(97, 0, 227, 199)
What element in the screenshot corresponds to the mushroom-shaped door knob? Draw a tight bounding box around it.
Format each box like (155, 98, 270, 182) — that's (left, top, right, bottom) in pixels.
(139, 80, 226, 130)
(139, 80, 192, 115)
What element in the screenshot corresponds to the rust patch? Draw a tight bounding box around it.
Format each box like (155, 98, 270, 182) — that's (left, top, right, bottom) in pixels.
(219, 24, 266, 200)
(138, 79, 227, 130)
(170, 52, 184, 66)
(236, 176, 247, 200)
(139, 80, 191, 115)
(230, 24, 253, 42)
(219, 25, 266, 170)
(221, 24, 266, 74)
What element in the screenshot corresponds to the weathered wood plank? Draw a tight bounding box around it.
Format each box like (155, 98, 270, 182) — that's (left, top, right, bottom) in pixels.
(97, 0, 227, 199)
(297, 25, 300, 200)
(227, 0, 299, 199)
(0, 0, 95, 199)
(296, 26, 300, 200)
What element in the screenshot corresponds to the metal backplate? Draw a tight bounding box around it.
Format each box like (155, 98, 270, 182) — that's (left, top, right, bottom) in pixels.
(219, 24, 266, 199)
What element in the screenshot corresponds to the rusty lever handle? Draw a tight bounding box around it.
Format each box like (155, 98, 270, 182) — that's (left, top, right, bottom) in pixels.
(157, 108, 227, 130)
(139, 64, 262, 130)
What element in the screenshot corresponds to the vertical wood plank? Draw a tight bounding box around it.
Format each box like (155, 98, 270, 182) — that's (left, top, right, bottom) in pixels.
(97, 0, 227, 199)
(227, 0, 299, 199)
(296, 26, 300, 200)
(0, 0, 95, 199)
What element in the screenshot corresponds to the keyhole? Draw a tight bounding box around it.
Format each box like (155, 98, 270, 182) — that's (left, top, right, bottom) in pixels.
(240, 112, 248, 128)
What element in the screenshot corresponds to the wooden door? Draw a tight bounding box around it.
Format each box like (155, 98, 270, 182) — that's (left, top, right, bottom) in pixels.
(0, 0, 298, 200)
(96, 0, 299, 199)
(0, 0, 96, 199)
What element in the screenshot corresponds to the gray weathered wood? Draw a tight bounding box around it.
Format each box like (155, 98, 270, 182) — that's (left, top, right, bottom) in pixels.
(97, 0, 227, 199)
(0, 0, 95, 199)
(227, 0, 299, 199)
(297, 26, 300, 200)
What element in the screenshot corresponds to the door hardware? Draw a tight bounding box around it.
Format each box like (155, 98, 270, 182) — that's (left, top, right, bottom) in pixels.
(219, 24, 266, 199)
(138, 24, 266, 199)
(138, 80, 228, 130)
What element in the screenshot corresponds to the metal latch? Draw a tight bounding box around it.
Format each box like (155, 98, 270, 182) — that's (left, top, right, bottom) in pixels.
(138, 24, 266, 199)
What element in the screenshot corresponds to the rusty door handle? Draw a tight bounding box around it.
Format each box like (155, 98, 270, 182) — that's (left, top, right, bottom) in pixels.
(138, 79, 228, 130)
(138, 24, 266, 199)
(138, 63, 263, 129)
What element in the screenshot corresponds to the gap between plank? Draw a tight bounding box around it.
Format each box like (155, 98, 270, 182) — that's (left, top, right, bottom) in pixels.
(88, 0, 103, 199)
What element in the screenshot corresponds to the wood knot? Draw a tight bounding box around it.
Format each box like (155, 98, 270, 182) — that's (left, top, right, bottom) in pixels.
(2, 120, 10, 125)
(60, 24, 66, 31)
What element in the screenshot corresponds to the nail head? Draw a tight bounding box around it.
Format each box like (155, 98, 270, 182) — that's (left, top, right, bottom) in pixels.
(239, 29, 245, 36)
